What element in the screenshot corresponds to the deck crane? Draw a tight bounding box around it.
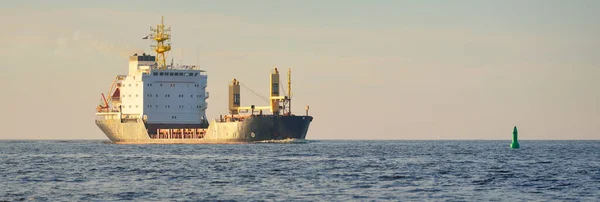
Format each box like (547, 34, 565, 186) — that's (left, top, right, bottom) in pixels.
(96, 93, 110, 112)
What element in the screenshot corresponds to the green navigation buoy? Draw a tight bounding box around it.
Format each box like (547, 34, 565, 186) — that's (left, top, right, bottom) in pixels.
(510, 126, 520, 149)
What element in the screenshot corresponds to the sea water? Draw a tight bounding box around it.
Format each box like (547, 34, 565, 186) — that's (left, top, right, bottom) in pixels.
(0, 140, 598, 201)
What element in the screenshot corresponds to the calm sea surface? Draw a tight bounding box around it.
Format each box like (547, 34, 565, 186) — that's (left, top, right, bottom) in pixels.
(0, 140, 598, 201)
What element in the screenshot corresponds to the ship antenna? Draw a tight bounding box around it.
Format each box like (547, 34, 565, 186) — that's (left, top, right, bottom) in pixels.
(181, 45, 184, 66)
(149, 16, 172, 69)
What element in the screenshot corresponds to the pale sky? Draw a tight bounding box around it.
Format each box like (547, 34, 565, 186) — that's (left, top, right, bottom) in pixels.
(1, 0, 599, 140)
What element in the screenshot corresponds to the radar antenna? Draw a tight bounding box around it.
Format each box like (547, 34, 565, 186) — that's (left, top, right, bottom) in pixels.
(149, 16, 172, 69)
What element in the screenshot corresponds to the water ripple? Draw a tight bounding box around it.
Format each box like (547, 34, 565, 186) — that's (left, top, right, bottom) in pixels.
(0, 140, 598, 201)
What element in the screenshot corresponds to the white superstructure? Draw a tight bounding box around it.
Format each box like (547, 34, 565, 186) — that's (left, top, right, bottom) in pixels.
(115, 54, 208, 124)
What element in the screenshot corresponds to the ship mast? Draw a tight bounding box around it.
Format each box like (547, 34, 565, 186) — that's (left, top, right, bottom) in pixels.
(287, 68, 292, 114)
(149, 16, 172, 69)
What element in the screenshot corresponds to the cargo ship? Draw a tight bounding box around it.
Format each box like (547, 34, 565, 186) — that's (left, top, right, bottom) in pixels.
(94, 17, 313, 144)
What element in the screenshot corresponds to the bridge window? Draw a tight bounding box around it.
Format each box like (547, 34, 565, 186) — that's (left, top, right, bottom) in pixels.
(153, 72, 158, 76)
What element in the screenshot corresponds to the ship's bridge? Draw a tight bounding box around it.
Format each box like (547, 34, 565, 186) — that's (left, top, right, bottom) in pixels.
(128, 53, 156, 76)
(150, 68, 207, 77)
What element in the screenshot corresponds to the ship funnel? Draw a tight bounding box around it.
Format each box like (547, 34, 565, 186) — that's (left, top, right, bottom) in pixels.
(229, 79, 240, 114)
